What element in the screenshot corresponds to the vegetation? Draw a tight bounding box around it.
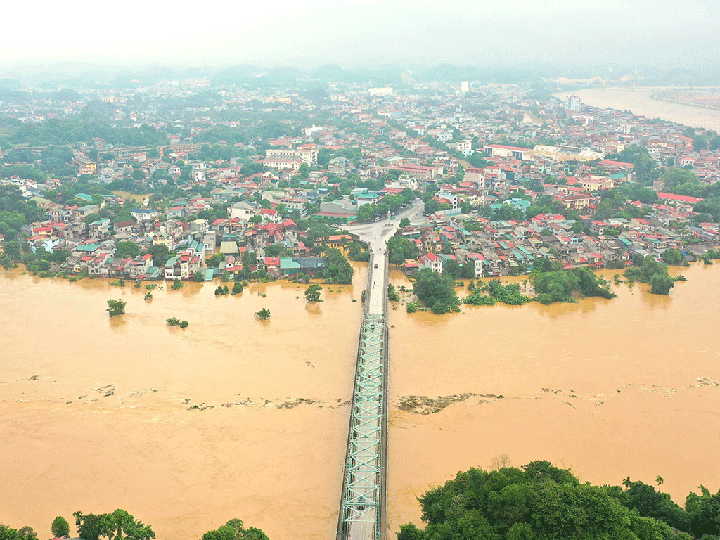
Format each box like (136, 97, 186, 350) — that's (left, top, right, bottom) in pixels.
(322, 248, 354, 284)
(255, 308, 271, 320)
(624, 256, 679, 295)
(200, 519, 269, 540)
(388, 235, 418, 265)
(214, 285, 230, 296)
(387, 283, 400, 302)
(398, 461, 720, 540)
(661, 248, 684, 265)
(166, 317, 188, 328)
(106, 299, 126, 317)
(73, 509, 154, 540)
(347, 241, 370, 262)
(51, 516, 70, 538)
(531, 268, 615, 304)
(412, 269, 460, 314)
(231, 282, 244, 295)
(115, 241, 139, 259)
(0, 185, 44, 245)
(304, 283, 322, 302)
(0, 524, 38, 540)
(171, 279, 183, 290)
(406, 301, 420, 313)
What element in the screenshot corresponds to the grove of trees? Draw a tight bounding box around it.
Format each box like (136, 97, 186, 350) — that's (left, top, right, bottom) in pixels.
(398, 461, 720, 540)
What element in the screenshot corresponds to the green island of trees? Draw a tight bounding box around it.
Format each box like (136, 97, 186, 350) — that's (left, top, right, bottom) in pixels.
(624, 255, 683, 296)
(464, 279, 532, 306)
(412, 269, 460, 314)
(398, 461, 720, 540)
(166, 317, 188, 328)
(106, 299, 126, 317)
(304, 283, 323, 302)
(255, 308, 271, 320)
(531, 267, 615, 304)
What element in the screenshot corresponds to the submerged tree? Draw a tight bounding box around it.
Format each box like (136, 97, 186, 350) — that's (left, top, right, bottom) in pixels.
(106, 299, 126, 317)
(304, 283, 322, 302)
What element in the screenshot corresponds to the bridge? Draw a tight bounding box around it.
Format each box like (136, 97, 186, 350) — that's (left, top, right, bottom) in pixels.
(336, 200, 425, 540)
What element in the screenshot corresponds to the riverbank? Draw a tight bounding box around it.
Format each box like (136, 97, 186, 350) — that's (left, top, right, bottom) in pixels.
(556, 86, 720, 132)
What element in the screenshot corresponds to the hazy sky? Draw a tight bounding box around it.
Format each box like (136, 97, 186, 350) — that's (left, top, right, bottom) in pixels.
(3, 0, 718, 69)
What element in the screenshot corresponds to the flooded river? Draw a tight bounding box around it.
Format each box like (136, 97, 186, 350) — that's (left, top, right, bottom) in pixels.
(387, 264, 720, 532)
(0, 267, 366, 540)
(556, 87, 720, 132)
(1, 262, 719, 538)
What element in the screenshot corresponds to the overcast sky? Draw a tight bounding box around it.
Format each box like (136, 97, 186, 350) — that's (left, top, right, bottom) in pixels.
(2, 0, 718, 70)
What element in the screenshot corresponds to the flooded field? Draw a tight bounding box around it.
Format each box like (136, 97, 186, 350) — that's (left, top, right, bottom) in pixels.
(1, 262, 719, 539)
(386, 263, 720, 532)
(557, 87, 720, 132)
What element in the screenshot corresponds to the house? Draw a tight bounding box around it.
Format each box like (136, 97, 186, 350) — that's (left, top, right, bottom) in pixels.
(228, 201, 255, 221)
(419, 252, 443, 274)
(130, 208, 158, 222)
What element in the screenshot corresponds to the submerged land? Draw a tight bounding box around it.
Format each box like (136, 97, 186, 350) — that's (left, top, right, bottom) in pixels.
(1, 69, 720, 539)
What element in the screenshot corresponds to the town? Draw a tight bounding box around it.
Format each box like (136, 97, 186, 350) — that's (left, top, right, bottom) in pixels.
(2, 76, 720, 290)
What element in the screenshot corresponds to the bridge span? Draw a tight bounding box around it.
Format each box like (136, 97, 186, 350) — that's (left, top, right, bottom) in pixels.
(336, 200, 425, 540)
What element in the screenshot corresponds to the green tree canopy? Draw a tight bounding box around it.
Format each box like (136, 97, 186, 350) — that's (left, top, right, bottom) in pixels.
(51, 516, 70, 538)
(413, 269, 460, 314)
(398, 461, 712, 540)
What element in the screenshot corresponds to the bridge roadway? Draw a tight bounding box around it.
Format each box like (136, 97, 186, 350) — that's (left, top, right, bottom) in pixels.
(336, 201, 425, 540)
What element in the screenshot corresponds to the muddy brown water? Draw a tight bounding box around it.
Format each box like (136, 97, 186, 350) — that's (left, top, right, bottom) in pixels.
(1, 262, 719, 538)
(0, 267, 366, 540)
(387, 264, 720, 531)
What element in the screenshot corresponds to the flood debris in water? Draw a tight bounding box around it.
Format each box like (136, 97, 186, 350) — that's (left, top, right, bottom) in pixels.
(398, 393, 504, 414)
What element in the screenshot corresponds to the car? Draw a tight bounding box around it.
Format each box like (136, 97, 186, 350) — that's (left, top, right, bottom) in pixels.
(374, 263, 379, 268)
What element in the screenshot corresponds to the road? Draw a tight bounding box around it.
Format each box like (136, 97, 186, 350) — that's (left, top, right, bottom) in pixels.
(344, 199, 426, 314)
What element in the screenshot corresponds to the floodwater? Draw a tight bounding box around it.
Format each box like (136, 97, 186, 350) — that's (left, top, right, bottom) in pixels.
(556, 87, 720, 132)
(387, 264, 720, 532)
(0, 267, 366, 540)
(1, 263, 719, 539)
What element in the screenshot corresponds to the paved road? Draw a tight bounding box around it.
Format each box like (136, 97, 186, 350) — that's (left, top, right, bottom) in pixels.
(344, 199, 426, 314)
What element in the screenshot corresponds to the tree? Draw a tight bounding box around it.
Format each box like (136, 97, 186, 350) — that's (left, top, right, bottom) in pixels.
(51, 516, 70, 538)
(147, 244, 170, 267)
(106, 299, 126, 317)
(650, 273, 675, 295)
(255, 308, 270, 320)
(193, 271, 205, 282)
(400, 217, 411, 228)
(400, 461, 687, 540)
(661, 248, 683, 265)
(322, 248, 354, 284)
(304, 283, 322, 302)
(73, 509, 154, 540)
(201, 519, 269, 540)
(115, 241, 140, 259)
(413, 269, 460, 314)
(686, 486, 720, 538)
